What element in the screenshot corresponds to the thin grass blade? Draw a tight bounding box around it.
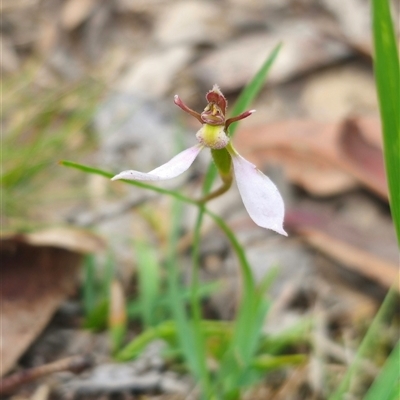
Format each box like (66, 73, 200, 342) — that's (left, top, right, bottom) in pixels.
(364, 340, 400, 400)
(134, 239, 161, 327)
(329, 285, 398, 400)
(372, 0, 400, 241)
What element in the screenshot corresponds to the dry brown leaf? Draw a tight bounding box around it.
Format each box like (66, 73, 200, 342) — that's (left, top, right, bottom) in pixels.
(235, 117, 387, 198)
(22, 227, 105, 254)
(0, 229, 105, 376)
(339, 118, 386, 197)
(61, 0, 97, 30)
(299, 228, 399, 291)
(286, 207, 399, 290)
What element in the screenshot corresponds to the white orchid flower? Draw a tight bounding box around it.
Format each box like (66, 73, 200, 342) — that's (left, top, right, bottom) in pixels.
(112, 85, 287, 236)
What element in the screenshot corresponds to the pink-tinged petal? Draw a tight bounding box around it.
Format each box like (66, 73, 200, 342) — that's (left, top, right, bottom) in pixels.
(111, 144, 203, 182)
(230, 153, 287, 236)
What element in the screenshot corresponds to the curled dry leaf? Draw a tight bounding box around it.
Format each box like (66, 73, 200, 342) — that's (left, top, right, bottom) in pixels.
(235, 117, 387, 198)
(0, 228, 105, 376)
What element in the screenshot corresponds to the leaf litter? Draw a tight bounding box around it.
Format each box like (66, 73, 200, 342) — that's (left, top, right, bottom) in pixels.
(2, 0, 399, 398)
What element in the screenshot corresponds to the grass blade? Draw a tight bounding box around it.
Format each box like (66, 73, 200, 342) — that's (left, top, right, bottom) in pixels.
(166, 200, 211, 392)
(329, 285, 398, 400)
(229, 42, 282, 136)
(82, 254, 96, 315)
(364, 340, 400, 400)
(134, 239, 161, 327)
(372, 0, 400, 241)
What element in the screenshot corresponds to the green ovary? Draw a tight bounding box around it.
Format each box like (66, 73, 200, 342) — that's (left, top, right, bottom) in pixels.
(196, 124, 229, 149)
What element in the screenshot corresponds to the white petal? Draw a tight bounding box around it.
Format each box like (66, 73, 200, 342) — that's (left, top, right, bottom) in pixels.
(231, 153, 287, 236)
(111, 144, 203, 181)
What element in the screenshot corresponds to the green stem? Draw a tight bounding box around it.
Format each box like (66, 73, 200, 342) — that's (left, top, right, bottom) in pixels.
(191, 205, 211, 394)
(198, 175, 232, 204)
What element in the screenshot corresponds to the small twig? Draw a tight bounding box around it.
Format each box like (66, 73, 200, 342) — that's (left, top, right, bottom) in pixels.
(0, 354, 93, 395)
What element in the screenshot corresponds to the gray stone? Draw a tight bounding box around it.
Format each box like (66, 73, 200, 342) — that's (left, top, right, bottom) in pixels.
(94, 92, 179, 171)
(115, 46, 193, 99)
(193, 22, 351, 92)
(154, 1, 230, 47)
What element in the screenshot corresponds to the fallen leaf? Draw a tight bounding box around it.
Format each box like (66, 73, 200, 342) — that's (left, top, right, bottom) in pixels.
(61, 0, 98, 30)
(22, 227, 105, 254)
(235, 117, 387, 198)
(300, 229, 398, 290)
(0, 228, 105, 376)
(285, 207, 398, 290)
(300, 66, 377, 121)
(338, 118, 387, 198)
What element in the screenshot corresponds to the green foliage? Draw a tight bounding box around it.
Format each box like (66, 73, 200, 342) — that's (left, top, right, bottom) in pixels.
(63, 157, 307, 396)
(134, 239, 162, 328)
(329, 2, 400, 399)
(82, 253, 114, 330)
(331, 3, 400, 397)
(116, 319, 308, 369)
(364, 340, 400, 400)
(3, 74, 102, 229)
(329, 287, 398, 400)
(63, 43, 307, 399)
(82, 243, 220, 332)
(371, 0, 400, 242)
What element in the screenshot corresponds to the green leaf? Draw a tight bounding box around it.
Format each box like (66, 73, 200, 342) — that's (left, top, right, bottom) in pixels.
(165, 200, 211, 393)
(372, 0, 400, 242)
(116, 320, 178, 361)
(84, 299, 108, 331)
(62, 43, 283, 396)
(229, 42, 282, 136)
(364, 340, 400, 400)
(82, 254, 96, 315)
(202, 42, 282, 191)
(329, 286, 398, 400)
(134, 239, 161, 328)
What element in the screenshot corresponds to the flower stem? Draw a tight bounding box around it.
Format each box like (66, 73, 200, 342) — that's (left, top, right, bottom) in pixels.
(198, 175, 232, 204)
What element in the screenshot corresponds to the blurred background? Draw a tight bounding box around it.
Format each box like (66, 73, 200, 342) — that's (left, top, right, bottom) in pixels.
(2, 0, 399, 399)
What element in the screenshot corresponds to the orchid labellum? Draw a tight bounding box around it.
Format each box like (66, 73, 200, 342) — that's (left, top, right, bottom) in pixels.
(112, 85, 287, 235)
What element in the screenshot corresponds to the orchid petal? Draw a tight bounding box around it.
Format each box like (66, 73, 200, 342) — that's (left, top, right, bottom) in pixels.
(174, 95, 203, 124)
(225, 110, 256, 131)
(230, 152, 287, 236)
(111, 144, 203, 182)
